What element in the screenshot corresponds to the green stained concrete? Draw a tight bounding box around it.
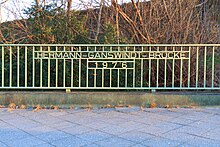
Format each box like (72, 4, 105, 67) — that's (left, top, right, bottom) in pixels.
(0, 92, 220, 107)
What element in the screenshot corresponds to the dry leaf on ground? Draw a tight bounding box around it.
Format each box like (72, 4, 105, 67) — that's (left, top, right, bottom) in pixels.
(69, 105, 75, 109)
(0, 105, 5, 108)
(20, 105, 27, 109)
(54, 106, 59, 110)
(33, 105, 42, 112)
(8, 103, 16, 109)
(150, 102, 157, 108)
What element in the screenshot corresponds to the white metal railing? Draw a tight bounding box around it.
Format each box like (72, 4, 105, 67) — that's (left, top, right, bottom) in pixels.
(0, 44, 220, 90)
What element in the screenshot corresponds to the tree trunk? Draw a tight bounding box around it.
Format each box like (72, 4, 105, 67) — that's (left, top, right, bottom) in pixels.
(115, 0, 120, 44)
(67, 0, 72, 17)
(94, 0, 104, 42)
(35, 0, 39, 7)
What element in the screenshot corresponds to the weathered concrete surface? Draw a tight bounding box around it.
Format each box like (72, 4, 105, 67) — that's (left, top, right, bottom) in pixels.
(0, 91, 220, 106)
(0, 107, 220, 146)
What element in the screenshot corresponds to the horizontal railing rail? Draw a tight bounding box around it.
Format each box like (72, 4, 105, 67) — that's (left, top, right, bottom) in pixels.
(0, 44, 220, 90)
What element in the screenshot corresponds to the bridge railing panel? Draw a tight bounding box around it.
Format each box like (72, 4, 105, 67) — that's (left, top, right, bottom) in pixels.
(0, 44, 219, 90)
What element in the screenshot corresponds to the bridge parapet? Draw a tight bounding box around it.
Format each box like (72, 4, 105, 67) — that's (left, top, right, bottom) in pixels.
(0, 44, 220, 90)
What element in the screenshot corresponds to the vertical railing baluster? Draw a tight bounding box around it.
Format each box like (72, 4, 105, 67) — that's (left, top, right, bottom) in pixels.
(133, 46, 135, 87)
(79, 46, 81, 87)
(110, 69, 112, 88)
(71, 46, 74, 87)
(172, 47, 175, 88)
(32, 46, 35, 87)
(125, 46, 128, 87)
(149, 46, 151, 88)
(86, 46, 89, 88)
(63, 46, 66, 87)
(141, 46, 143, 88)
(117, 68, 119, 87)
(56, 46, 58, 87)
(1, 46, 4, 87)
(110, 46, 112, 88)
(9, 46, 12, 87)
(196, 47, 199, 88)
(164, 47, 167, 88)
(188, 46, 191, 88)
(204, 46, 207, 88)
(102, 47, 105, 87)
(94, 46, 96, 87)
(117, 45, 119, 87)
(180, 46, 183, 88)
(94, 69, 96, 87)
(40, 46, 42, 87)
(212, 46, 215, 88)
(156, 46, 159, 88)
(25, 46, 27, 87)
(48, 46, 50, 87)
(17, 46, 20, 87)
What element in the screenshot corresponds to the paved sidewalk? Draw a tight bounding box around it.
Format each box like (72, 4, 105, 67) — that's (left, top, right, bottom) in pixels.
(0, 107, 220, 147)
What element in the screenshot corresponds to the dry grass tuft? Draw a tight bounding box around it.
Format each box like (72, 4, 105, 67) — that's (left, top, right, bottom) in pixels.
(140, 106, 144, 112)
(86, 104, 93, 111)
